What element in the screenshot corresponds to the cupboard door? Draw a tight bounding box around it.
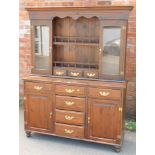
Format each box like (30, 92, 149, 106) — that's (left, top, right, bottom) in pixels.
(24, 93, 53, 133)
(99, 20, 127, 80)
(88, 99, 121, 143)
(31, 20, 52, 74)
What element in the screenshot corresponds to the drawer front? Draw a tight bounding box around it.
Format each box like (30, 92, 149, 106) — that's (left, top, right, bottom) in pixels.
(56, 96, 85, 112)
(68, 70, 82, 78)
(53, 68, 67, 76)
(88, 87, 121, 100)
(55, 85, 85, 97)
(84, 70, 98, 79)
(55, 123, 84, 139)
(55, 110, 84, 126)
(25, 82, 52, 92)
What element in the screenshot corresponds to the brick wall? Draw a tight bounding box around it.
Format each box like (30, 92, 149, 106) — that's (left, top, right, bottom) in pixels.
(19, 0, 136, 119)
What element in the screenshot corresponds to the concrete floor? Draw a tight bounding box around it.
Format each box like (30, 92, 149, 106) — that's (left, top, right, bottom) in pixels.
(19, 107, 136, 155)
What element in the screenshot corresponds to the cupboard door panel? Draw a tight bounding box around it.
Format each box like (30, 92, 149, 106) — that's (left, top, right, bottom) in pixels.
(25, 93, 53, 132)
(99, 20, 127, 80)
(88, 99, 121, 141)
(31, 20, 52, 74)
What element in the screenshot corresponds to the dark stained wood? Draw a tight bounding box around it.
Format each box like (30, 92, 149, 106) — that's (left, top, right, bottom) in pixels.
(55, 84, 86, 97)
(56, 96, 85, 112)
(88, 87, 122, 100)
(25, 82, 52, 92)
(24, 92, 53, 133)
(88, 99, 121, 142)
(55, 109, 84, 126)
(55, 123, 84, 139)
(23, 6, 133, 152)
(26, 6, 133, 12)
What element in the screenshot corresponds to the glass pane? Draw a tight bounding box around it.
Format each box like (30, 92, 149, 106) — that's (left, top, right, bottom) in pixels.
(102, 27, 121, 75)
(34, 26, 49, 69)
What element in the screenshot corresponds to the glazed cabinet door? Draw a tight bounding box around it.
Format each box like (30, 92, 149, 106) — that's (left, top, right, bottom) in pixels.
(31, 20, 52, 74)
(24, 93, 53, 133)
(99, 20, 127, 80)
(88, 99, 122, 143)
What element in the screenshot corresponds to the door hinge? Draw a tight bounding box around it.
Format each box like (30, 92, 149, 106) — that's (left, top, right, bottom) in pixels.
(120, 71, 124, 75)
(118, 107, 123, 112)
(23, 97, 26, 100)
(88, 117, 90, 124)
(49, 112, 53, 118)
(117, 135, 121, 139)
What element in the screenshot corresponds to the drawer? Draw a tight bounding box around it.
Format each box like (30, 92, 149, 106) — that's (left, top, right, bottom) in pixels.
(56, 96, 85, 112)
(88, 87, 121, 100)
(84, 70, 98, 79)
(25, 82, 52, 92)
(53, 68, 67, 76)
(55, 123, 84, 139)
(55, 110, 84, 126)
(55, 85, 86, 97)
(68, 70, 82, 78)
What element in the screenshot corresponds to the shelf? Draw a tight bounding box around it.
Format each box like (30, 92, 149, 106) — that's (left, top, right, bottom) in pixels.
(53, 42, 99, 46)
(53, 36, 99, 46)
(53, 61, 98, 69)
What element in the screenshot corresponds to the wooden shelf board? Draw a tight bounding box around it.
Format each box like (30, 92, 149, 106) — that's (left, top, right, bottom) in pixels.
(53, 42, 99, 46)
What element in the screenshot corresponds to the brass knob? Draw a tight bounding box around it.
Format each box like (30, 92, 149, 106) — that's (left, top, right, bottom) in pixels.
(88, 117, 90, 124)
(118, 107, 123, 112)
(99, 48, 102, 52)
(99, 91, 110, 96)
(49, 112, 53, 118)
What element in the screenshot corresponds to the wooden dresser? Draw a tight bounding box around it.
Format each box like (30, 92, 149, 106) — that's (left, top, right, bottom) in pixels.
(23, 6, 133, 152)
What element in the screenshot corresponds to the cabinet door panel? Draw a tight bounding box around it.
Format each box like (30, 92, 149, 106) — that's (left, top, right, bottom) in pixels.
(99, 20, 127, 80)
(88, 99, 121, 142)
(25, 93, 53, 132)
(31, 20, 52, 74)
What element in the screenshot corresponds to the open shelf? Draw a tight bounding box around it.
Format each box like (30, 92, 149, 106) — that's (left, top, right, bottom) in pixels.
(53, 61, 98, 69)
(52, 16, 100, 79)
(53, 36, 99, 46)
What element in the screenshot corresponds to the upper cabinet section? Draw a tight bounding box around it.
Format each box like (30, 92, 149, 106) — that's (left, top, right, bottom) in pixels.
(27, 6, 133, 80)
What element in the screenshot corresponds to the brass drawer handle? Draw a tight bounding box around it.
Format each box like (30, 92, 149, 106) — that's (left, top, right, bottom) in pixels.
(70, 72, 79, 77)
(65, 101, 75, 106)
(99, 91, 110, 96)
(64, 129, 74, 134)
(87, 73, 96, 77)
(65, 115, 74, 120)
(65, 89, 75, 93)
(34, 85, 43, 91)
(56, 71, 64, 76)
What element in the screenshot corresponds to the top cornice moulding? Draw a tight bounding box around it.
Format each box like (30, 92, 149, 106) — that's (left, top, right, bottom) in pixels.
(25, 6, 133, 11)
